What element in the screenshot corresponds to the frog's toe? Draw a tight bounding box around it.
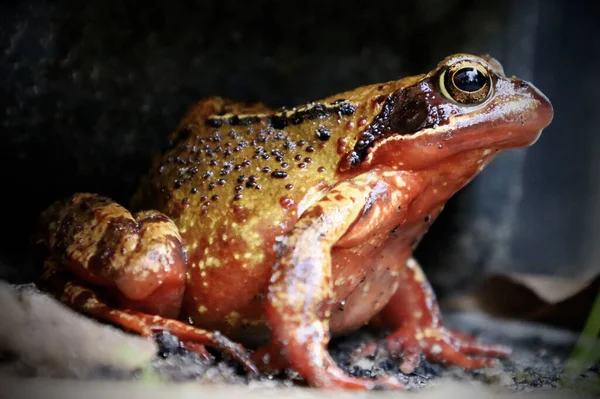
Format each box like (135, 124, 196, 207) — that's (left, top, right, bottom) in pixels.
(322, 366, 405, 390)
(182, 341, 214, 361)
(446, 329, 512, 357)
(355, 326, 510, 374)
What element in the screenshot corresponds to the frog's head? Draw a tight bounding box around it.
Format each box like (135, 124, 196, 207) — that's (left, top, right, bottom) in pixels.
(345, 53, 553, 171)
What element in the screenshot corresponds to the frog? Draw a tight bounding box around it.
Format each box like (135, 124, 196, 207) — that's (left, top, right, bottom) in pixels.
(36, 53, 553, 390)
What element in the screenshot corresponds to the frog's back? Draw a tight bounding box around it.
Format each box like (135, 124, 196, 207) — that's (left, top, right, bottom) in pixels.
(131, 78, 418, 333)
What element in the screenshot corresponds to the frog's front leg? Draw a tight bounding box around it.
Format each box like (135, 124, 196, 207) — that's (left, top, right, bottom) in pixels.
(264, 177, 404, 390)
(359, 257, 511, 374)
(38, 193, 257, 374)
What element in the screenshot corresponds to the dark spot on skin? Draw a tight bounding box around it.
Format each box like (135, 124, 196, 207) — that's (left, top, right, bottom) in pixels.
(347, 151, 361, 167)
(217, 179, 226, 185)
(210, 132, 222, 142)
(318, 166, 326, 173)
(285, 184, 293, 190)
(262, 167, 271, 173)
(337, 102, 356, 116)
(294, 154, 302, 161)
(88, 217, 138, 272)
(304, 157, 312, 163)
(350, 86, 448, 164)
(182, 198, 189, 207)
(306, 146, 315, 153)
(211, 195, 219, 201)
(269, 115, 287, 129)
(208, 101, 355, 130)
(271, 171, 288, 179)
(297, 140, 306, 146)
(200, 195, 208, 201)
(281, 162, 289, 169)
(283, 141, 296, 151)
(316, 126, 331, 141)
(298, 163, 306, 169)
(233, 194, 242, 201)
(424, 215, 431, 222)
(235, 185, 243, 192)
(206, 118, 223, 127)
(237, 175, 247, 183)
(208, 182, 216, 189)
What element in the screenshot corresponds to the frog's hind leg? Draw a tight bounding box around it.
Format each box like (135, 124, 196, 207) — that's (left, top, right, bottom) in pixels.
(357, 257, 511, 374)
(37, 193, 257, 374)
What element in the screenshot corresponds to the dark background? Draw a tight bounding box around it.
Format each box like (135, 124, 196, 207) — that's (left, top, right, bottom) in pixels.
(1, 0, 598, 297)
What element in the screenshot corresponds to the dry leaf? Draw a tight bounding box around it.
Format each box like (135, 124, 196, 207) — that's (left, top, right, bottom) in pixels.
(442, 273, 600, 330)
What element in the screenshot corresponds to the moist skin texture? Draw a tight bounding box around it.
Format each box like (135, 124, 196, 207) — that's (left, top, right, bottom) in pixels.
(37, 53, 553, 390)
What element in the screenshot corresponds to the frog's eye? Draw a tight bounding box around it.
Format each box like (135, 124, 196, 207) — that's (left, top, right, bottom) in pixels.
(439, 61, 492, 105)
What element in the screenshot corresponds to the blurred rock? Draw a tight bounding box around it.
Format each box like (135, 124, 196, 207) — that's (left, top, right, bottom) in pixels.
(0, 281, 157, 374)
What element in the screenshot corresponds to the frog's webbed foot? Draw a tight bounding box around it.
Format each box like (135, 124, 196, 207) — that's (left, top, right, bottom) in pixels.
(356, 324, 511, 374)
(253, 341, 404, 390)
(44, 261, 259, 375)
(356, 257, 511, 374)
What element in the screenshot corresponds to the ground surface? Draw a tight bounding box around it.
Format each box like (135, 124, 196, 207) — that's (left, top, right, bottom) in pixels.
(0, 282, 597, 398)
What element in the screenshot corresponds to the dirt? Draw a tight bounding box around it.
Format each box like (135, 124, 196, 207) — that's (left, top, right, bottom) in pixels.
(0, 282, 597, 398)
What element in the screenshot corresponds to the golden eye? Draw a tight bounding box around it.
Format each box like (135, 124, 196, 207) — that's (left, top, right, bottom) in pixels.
(439, 61, 492, 105)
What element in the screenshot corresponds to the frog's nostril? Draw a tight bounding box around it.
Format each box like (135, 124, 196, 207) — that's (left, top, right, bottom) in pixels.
(519, 81, 530, 89)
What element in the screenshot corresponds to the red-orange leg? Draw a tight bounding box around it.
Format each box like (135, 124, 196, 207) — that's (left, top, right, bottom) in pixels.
(357, 257, 511, 374)
(37, 194, 257, 375)
(43, 263, 257, 375)
(265, 179, 405, 390)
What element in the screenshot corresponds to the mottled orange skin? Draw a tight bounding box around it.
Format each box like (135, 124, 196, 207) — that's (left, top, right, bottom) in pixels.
(38, 54, 553, 390)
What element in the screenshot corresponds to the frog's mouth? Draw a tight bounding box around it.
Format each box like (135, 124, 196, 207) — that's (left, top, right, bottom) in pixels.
(359, 78, 553, 171)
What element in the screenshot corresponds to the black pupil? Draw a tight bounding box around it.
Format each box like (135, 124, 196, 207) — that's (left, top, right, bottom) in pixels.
(452, 67, 487, 92)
